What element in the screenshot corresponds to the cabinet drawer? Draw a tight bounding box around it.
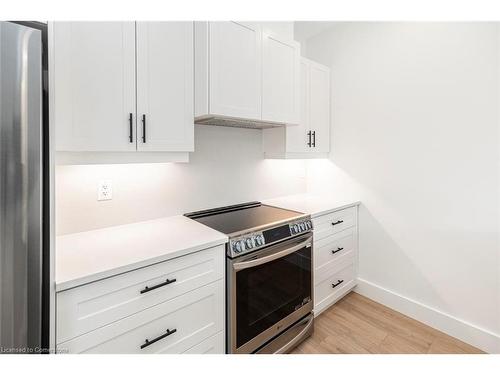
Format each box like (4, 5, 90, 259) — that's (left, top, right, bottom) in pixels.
(314, 261, 355, 315)
(183, 331, 225, 354)
(58, 280, 224, 354)
(57, 245, 224, 343)
(313, 207, 356, 241)
(314, 227, 356, 271)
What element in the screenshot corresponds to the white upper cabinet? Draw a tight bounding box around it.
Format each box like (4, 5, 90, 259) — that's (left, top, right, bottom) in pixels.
(53, 21, 194, 157)
(54, 22, 136, 152)
(263, 57, 330, 158)
(262, 32, 300, 125)
(195, 22, 300, 127)
(136, 22, 194, 152)
(283, 59, 310, 153)
(205, 22, 262, 119)
(308, 60, 330, 153)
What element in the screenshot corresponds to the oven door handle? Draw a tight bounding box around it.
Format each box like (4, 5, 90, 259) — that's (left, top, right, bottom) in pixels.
(233, 238, 312, 271)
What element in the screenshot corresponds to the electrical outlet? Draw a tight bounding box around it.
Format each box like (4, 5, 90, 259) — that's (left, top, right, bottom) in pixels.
(97, 180, 113, 201)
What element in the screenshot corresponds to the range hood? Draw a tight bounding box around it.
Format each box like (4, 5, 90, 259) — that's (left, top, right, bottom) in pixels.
(194, 115, 288, 129)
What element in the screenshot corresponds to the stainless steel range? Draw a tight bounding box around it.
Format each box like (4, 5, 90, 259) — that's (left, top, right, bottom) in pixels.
(185, 202, 314, 354)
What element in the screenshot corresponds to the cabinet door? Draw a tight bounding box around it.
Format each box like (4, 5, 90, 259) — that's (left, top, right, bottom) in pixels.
(208, 22, 262, 120)
(262, 32, 300, 124)
(310, 62, 330, 153)
(54, 22, 136, 151)
(285, 59, 310, 153)
(136, 22, 194, 152)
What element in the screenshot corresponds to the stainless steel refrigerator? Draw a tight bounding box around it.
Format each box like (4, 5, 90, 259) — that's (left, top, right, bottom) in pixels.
(0, 21, 49, 353)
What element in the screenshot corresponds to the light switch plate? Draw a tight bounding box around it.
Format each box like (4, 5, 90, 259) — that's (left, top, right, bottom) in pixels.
(97, 180, 113, 201)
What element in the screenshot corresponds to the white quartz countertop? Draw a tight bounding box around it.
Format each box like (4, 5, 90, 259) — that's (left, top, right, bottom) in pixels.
(56, 215, 228, 292)
(263, 193, 360, 218)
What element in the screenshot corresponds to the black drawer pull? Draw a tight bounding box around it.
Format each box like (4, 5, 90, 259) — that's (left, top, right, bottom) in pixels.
(331, 220, 344, 226)
(142, 114, 146, 143)
(332, 247, 344, 254)
(332, 279, 344, 289)
(128, 113, 133, 143)
(140, 278, 176, 294)
(307, 131, 312, 147)
(140, 328, 177, 349)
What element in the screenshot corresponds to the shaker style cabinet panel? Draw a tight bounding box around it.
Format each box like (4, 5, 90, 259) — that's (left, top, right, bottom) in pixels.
(206, 21, 262, 120)
(261, 32, 300, 125)
(136, 22, 194, 152)
(53, 22, 137, 152)
(284, 59, 310, 153)
(308, 60, 330, 153)
(52, 21, 194, 156)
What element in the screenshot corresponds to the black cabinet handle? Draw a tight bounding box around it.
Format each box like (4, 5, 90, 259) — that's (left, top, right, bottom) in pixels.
(128, 113, 133, 143)
(142, 114, 146, 143)
(331, 220, 344, 226)
(140, 328, 177, 349)
(312, 131, 316, 147)
(332, 247, 344, 254)
(307, 131, 312, 147)
(140, 278, 176, 294)
(332, 279, 344, 289)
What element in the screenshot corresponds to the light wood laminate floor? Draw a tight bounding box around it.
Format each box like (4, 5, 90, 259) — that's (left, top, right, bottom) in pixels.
(292, 292, 484, 354)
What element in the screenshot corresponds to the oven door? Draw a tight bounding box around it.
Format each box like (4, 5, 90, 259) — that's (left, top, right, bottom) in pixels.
(228, 232, 313, 354)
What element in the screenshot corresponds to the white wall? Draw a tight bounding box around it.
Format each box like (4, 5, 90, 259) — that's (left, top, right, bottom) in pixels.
(302, 22, 500, 352)
(56, 125, 306, 235)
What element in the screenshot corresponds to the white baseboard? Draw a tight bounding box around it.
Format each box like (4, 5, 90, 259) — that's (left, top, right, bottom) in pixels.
(355, 278, 500, 354)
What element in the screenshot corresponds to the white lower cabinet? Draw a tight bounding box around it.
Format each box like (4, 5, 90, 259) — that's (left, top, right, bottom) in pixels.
(57, 246, 223, 343)
(56, 245, 225, 354)
(58, 281, 224, 354)
(313, 206, 357, 241)
(183, 331, 225, 354)
(314, 227, 356, 271)
(314, 260, 356, 315)
(312, 206, 358, 316)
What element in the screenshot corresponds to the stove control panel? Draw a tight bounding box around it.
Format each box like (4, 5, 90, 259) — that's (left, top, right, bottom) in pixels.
(230, 233, 265, 256)
(289, 218, 313, 235)
(228, 217, 313, 258)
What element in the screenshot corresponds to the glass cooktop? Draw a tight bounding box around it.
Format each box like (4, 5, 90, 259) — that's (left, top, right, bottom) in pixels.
(184, 202, 304, 236)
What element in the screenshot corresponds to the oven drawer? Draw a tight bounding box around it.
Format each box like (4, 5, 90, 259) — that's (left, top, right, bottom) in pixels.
(57, 245, 224, 344)
(183, 331, 225, 354)
(314, 227, 356, 271)
(312, 207, 357, 241)
(314, 261, 356, 315)
(57, 280, 224, 354)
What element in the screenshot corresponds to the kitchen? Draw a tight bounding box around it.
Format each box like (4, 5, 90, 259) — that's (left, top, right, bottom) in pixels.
(0, 1, 499, 371)
(52, 20, 361, 354)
